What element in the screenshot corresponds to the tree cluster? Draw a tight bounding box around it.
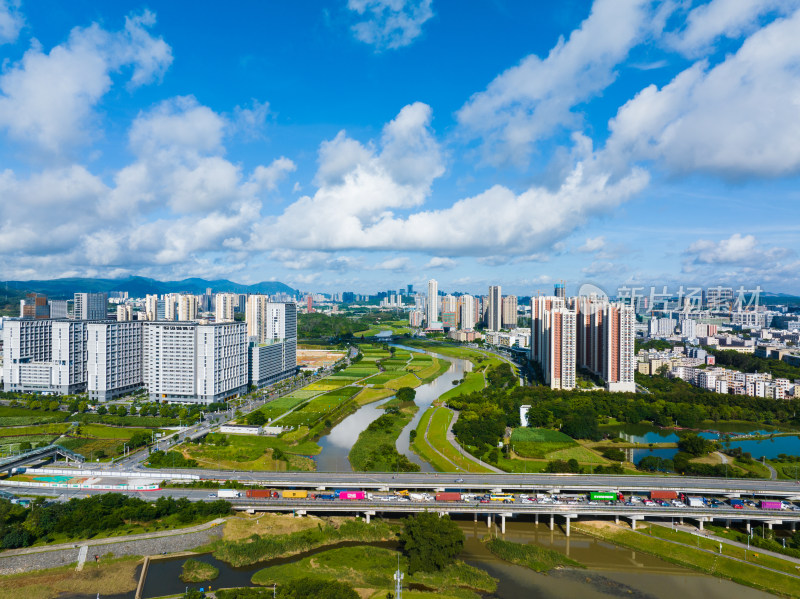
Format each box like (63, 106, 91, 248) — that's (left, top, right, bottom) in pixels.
(399, 511, 464, 574)
(0, 494, 230, 549)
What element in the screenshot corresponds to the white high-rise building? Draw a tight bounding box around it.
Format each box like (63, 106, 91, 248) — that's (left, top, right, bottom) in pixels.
(88, 321, 144, 401)
(145, 295, 159, 321)
(117, 304, 133, 321)
(143, 321, 248, 404)
(177, 294, 198, 321)
(164, 294, 179, 321)
(73, 292, 107, 320)
(49, 300, 69, 319)
(487, 285, 502, 331)
(2, 319, 88, 394)
(459, 294, 476, 330)
(426, 279, 439, 325)
(215, 293, 237, 323)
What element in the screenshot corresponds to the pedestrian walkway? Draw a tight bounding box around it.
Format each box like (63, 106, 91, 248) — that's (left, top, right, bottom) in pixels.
(74, 545, 88, 571)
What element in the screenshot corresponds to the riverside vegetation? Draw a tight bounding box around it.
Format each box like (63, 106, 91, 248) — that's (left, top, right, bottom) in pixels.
(485, 537, 584, 572)
(349, 386, 420, 472)
(179, 558, 219, 583)
(0, 495, 230, 549)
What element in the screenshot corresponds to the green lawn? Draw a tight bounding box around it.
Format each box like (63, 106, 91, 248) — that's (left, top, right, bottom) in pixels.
(279, 387, 362, 427)
(411, 408, 456, 472)
(0, 423, 71, 437)
(184, 433, 318, 471)
(0, 406, 69, 426)
(510, 427, 577, 458)
(440, 370, 485, 402)
(544, 445, 606, 464)
(257, 395, 312, 421)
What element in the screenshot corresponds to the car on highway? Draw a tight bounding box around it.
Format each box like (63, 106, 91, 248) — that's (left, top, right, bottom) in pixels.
(455, 478, 464, 483)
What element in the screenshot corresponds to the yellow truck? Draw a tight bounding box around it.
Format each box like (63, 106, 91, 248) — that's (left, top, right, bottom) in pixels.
(282, 490, 309, 499)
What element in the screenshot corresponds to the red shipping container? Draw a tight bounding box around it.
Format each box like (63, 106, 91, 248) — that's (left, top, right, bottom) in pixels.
(246, 489, 274, 498)
(340, 491, 365, 500)
(435, 492, 462, 502)
(650, 490, 678, 500)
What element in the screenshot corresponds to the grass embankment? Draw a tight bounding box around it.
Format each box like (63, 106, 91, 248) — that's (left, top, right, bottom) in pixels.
(0, 556, 140, 599)
(251, 545, 496, 599)
(510, 428, 576, 458)
(411, 407, 493, 473)
(575, 521, 800, 597)
(180, 558, 219, 583)
(212, 518, 400, 567)
(222, 513, 324, 541)
(349, 399, 420, 472)
(411, 408, 455, 472)
(485, 538, 584, 572)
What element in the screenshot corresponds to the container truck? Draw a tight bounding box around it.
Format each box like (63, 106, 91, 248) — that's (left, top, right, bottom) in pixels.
(217, 489, 241, 498)
(435, 492, 463, 502)
(730, 499, 744, 508)
(589, 492, 618, 502)
(687, 496, 705, 508)
(760, 500, 783, 510)
(245, 489, 277, 499)
(282, 490, 308, 499)
(339, 491, 366, 500)
(315, 493, 336, 501)
(650, 490, 679, 500)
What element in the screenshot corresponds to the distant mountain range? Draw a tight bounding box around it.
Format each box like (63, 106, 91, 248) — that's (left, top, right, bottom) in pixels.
(0, 276, 298, 299)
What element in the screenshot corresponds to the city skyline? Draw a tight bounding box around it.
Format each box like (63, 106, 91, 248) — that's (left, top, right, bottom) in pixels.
(1, 2, 799, 294)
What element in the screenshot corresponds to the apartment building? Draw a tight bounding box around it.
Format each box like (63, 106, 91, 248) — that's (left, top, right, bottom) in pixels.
(531, 296, 576, 389)
(88, 321, 143, 401)
(74, 292, 108, 320)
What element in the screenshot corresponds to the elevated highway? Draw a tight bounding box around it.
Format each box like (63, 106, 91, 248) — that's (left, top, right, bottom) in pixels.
(111, 469, 800, 499)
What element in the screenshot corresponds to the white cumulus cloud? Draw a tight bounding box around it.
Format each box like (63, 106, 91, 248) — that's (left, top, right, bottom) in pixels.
(0, 10, 172, 157)
(348, 0, 433, 50)
(605, 8, 800, 178)
(456, 0, 668, 166)
(0, 0, 23, 44)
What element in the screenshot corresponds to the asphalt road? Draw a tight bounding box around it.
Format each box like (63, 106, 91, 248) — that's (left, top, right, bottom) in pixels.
(3, 485, 796, 524)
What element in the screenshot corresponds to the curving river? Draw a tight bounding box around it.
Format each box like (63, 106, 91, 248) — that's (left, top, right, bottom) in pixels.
(314, 344, 472, 472)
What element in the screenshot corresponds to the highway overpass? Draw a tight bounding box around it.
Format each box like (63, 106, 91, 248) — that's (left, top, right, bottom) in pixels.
(96, 468, 800, 499)
(2, 482, 797, 536)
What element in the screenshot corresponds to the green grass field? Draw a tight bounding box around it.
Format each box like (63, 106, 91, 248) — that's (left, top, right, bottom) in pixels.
(544, 445, 606, 464)
(183, 433, 316, 471)
(251, 545, 496, 598)
(510, 427, 577, 458)
(0, 406, 69, 426)
(440, 370, 485, 402)
(411, 408, 456, 472)
(279, 387, 362, 427)
(257, 395, 312, 421)
(0, 423, 71, 437)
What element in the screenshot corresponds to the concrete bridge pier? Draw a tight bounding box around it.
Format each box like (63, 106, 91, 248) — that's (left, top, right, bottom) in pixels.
(629, 517, 640, 531)
(534, 513, 538, 526)
(792, 521, 796, 532)
(549, 514, 554, 531)
(725, 520, 731, 529)
(364, 511, 375, 524)
(565, 516, 570, 537)
(679, 517, 684, 526)
(474, 513, 477, 523)
(615, 515, 619, 525)
(487, 514, 491, 528)
(698, 519, 703, 531)
(500, 514, 506, 534)
(746, 521, 751, 533)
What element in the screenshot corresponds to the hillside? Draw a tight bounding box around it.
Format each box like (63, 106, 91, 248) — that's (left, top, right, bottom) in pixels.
(0, 277, 298, 300)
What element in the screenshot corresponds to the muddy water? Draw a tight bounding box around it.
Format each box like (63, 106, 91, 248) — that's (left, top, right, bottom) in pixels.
(460, 518, 775, 599)
(313, 345, 471, 472)
(112, 516, 776, 599)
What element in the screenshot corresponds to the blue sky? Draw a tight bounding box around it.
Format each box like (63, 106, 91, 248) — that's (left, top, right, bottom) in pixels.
(1, 0, 799, 296)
